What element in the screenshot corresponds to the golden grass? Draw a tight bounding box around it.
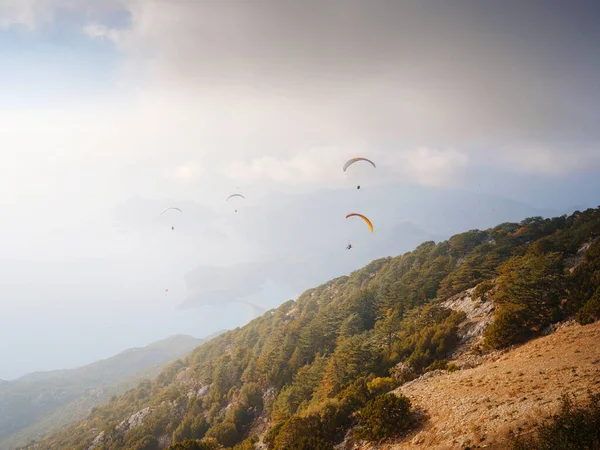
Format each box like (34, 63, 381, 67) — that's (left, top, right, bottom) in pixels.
(371, 321, 600, 450)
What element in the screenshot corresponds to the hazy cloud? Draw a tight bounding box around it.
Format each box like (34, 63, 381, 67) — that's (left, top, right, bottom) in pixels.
(105, 1, 600, 156)
(497, 147, 600, 175)
(82, 23, 121, 43)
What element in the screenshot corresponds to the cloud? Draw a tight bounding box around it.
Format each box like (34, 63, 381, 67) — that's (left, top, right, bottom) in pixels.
(4, 0, 600, 184)
(165, 163, 204, 182)
(0, 0, 124, 30)
(224, 146, 469, 188)
(0, 0, 61, 30)
(495, 147, 600, 175)
(84, 0, 598, 184)
(224, 146, 349, 186)
(82, 23, 121, 42)
(385, 147, 470, 187)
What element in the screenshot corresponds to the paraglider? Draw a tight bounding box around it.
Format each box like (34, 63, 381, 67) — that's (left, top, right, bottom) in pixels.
(227, 193, 245, 213)
(343, 158, 376, 172)
(165, 289, 169, 296)
(161, 207, 182, 230)
(161, 207, 183, 214)
(346, 213, 374, 233)
(343, 158, 375, 189)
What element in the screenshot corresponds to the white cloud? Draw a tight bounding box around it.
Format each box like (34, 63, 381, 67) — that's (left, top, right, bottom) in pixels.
(496, 147, 600, 175)
(224, 146, 469, 188)
(224, 146, 349, 186)
(82, 23, 121, 43)
(386, 147, 470, 187)
(0, 0, 48, 29)
(0, 0, 122, 30)
(165, 163, 204, 182)
(1, 0, 599, 203)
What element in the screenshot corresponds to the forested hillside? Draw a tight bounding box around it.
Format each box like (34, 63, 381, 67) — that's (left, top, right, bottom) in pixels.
(26, 208, 600, 450)
(0, 334, 221, 450)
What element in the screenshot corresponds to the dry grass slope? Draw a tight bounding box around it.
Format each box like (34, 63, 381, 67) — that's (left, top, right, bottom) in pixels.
(360, 321, 600, 450)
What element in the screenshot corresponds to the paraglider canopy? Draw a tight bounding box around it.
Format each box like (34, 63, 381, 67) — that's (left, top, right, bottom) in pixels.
(161, 207, 183, 215)
(346, 213, 374, 233)
(227, 193, 245, 213)
(343, 157, 376, 172)
(161, 207, 182, 230)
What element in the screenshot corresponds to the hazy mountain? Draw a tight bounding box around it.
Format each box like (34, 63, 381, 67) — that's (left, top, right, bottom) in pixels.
(0, 332, 223, 449)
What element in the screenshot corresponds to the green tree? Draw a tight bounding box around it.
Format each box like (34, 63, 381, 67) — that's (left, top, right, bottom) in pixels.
(232, 435, 258, 450)
(354, 393, 412, 441)
(271, 415, 322, 450)
(131, 435, 158, 450)
(338, 313, 364, 339)
(577, 286, 600, 325)
(205, 421, 239, 448)
(173, 415, 209, 443)
(375, 309, 402, 354)
(317, 333, 375, 400)
(279, 436, 334, 450)
(167, 438, 222, 450)
(484, 251, 566, 348)
(484, 306, 532, 349)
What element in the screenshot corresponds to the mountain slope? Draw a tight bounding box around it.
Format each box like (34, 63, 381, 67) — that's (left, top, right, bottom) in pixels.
(0, 333, 222, 449)
(387, 321, 600, 450)
(25, 207, 600, 450)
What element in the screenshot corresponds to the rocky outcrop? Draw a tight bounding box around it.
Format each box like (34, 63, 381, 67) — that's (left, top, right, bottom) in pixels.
(157, 434, 172, 450)
(443, 286, 496, 368)
(390, 362, 415, 384)
(187, 384, 210, 400)
(87, 431, 105, 450)
(116, 407, 153, 433)
(565, 238, 598, 272)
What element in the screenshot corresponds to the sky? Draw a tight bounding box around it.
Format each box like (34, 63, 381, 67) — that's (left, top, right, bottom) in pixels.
(0, 0, 599, 379)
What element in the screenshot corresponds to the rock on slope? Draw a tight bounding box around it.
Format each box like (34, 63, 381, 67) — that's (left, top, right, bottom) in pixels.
(442, 287, 495, 369)
(351, 321, 600, 450)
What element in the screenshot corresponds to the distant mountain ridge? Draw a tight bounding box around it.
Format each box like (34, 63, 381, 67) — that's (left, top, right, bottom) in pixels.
(16, 334, 207, 384)
(0, 332, 224, 449)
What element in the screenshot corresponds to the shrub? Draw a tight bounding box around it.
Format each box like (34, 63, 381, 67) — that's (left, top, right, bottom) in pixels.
(447, 362, 459, 372)
(205, 421, 239, 448)
(279, 437, 334, 450)
(426, 359, 448, 371)
(263, 422, 283, 449)
(232, 435, 258, 450)
(367, 377, 395, 396)
(131, 436, 158, 450)
(577, 287, 600, 325)
(354, 393, 412, 442)
(473, 280, 494, 301)
(166, 438, 222, 450)
(484, 306, 531, 349)
(512, 393, 600, 450)
(271, 415, 321, 449)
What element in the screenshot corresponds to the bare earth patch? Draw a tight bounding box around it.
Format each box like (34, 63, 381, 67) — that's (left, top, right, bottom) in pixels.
(357, 321, 600, 450)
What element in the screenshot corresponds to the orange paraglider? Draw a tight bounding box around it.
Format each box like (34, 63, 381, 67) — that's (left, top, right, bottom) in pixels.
(346, 213, 374, 232)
